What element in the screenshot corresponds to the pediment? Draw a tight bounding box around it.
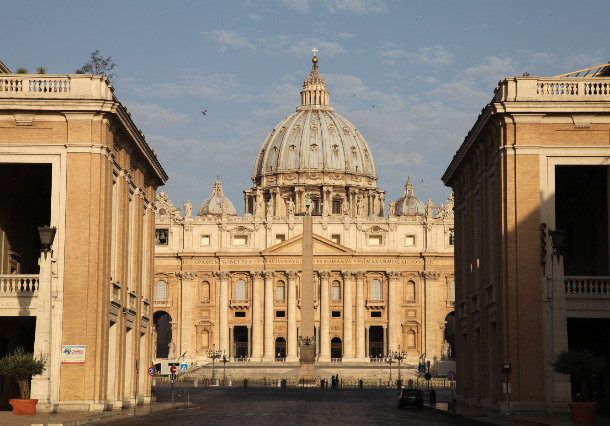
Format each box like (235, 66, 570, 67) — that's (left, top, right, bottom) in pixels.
(262, 233, 354, 255)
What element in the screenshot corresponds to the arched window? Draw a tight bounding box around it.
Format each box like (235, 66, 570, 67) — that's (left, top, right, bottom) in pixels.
(156, 280, 167, 301)
(406, 280, 415, 301)
(276, 281, 286, 301)
(201, 281, 210, 301)
(331, 281, 341, 301)
(235, 279, 247, 300)
(370, 279, 381, 299)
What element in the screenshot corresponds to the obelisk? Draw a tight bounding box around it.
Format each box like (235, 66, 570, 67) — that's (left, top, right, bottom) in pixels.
(299, 203, 315, 383)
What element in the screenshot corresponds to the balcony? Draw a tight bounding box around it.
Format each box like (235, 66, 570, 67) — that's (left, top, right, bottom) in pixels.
(0, 275, 39, 295)
(230, 299, 251, 309)
(0, 75, 113, 100)
(366, 299, 386, 309)
(564, 276, 610, 299)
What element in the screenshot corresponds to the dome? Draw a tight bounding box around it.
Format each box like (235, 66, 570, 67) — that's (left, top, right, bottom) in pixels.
(252, 56, 376, 183)
(198, 177, 237, 216)
(395, 177, 425, 216)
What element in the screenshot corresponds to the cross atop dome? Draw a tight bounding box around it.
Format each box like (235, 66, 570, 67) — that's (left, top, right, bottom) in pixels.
(300, 51, 330, 109)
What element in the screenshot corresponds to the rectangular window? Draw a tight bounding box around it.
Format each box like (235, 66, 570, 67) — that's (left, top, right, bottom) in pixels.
(332, 285, 341, 301)
(275, 234, 286, 244)
(449, 228, 455, 246)
(371, 311, 382, 318)
(368, 235, 382, 246)
(331, 234, 341, 244)
(233, 235, 248, 246)
(332, 200, 341, 214)
(235, 311, 246, 318)
(405, 235, 415, 246)
(331, 311, 341, 318)
(155, 229, 169, 246)
(201, 235, 210, 246)
(276, 310, 286, 318)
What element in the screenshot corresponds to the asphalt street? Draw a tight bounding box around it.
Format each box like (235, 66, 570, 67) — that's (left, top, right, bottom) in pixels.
(114, 387, 491, 426)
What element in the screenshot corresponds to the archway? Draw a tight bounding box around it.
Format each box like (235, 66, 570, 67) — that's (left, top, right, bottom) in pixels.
(275, 337, 286, 359)
(331, 337, 342, 359)
(153, 311, 172, 358)
(444, 311, 456, 359)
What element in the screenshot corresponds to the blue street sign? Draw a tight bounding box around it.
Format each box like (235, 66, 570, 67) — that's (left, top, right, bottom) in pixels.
(148, 366, 155, 376)
(180, 362, 188, 372)
(418, 363, 426, 374)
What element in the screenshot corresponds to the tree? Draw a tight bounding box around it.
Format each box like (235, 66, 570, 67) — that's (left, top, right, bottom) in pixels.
(0, 347, 47, 399)
(15, 67, 29, 74)
(551, 349, 606, 402)
(36, 67, 47, 74)
(75, 50, 117, 83)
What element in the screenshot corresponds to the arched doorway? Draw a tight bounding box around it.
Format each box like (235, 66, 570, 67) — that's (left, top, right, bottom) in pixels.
(331, 337, 342, 359)
(275, 337, 286, 359)
(444, 311, 456, 359)
(153, 311, 172, 358)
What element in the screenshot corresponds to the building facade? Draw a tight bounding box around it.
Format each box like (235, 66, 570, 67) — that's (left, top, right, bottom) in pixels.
(442, 67, 610, 413)
(0, 69, 167, 411)
(153, 56, 455, 372)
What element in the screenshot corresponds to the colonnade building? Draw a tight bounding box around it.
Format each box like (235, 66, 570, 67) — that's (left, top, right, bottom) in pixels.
(153, 56, 456, 371)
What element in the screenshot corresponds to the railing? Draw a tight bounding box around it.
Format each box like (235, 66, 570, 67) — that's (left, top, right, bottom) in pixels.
(0, 75, 113, 100)
(331, 357, 343, 362)
(564, 276, 610, 298)
(0, 274, 39, 294)
(494, 77, 610, 102)
(366, 299, 386, 308)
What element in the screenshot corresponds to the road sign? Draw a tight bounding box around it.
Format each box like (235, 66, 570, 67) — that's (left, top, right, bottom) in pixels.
(169, 373, 177, 381)
(447, 370, 456, 381)
(170, 365, 177, 374)
(180, 362, 188, 372)
(424, 373, 432, 381)
(148, 366, 155, 377)
(418, 363, 426, 374)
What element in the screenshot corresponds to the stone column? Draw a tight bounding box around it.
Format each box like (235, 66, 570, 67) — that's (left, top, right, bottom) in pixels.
(383, 325, 388, 356)
(229, 326, 234, 357)
(263, 271, 275, 361)
(365, 326, 370, 358)
(287, 271, 298, 362)
(342, 271, 353, 360)
(31, 253, 52, 404)
(218, 272, 230, 354)
(251, 272, 263, 360)
(355, 272, 366, 360)
(387, 272, 401, 353)
(423, 271, 440, 358)
(319, 271, 330, 361)
(247, 325, 252, 358)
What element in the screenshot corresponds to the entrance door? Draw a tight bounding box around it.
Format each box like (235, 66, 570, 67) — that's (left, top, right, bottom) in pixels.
(331, 337, 342, 359)
(369, 326, 383, 358)
(275, 337, 286, 359)
(233, 326, 249, 359)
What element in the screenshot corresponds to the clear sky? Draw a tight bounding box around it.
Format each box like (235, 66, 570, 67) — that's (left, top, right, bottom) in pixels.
(2, 0, 609, 214)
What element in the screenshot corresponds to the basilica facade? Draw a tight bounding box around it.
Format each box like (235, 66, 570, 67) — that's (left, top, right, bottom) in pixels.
(153, 56, 455, 370)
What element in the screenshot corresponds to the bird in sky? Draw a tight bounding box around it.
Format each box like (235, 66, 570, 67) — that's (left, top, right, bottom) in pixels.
(372, 105, 375, 108)
(352, 94, 356, 98)
(201, 110, 207, 115)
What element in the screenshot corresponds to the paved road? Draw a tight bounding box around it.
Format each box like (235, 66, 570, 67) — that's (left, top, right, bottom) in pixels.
(115, 387, 491, 426)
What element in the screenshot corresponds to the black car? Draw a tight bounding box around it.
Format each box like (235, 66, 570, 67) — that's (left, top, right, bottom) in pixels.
(397, 389, 424, 409)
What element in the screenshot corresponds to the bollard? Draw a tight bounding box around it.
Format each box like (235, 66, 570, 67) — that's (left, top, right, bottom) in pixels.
(194, 378, 198, 388)
(205, 378, 209, 388)
(281, 379, 287, 388)
(430, 389, 437, 405)
(359, 379, 363, 389)
(244, 378, 248, 388)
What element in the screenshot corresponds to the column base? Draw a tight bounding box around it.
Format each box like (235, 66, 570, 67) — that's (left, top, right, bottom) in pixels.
(286, 356, 299, 363)
(318, 355, 331, 362)
(262, 355, 275, 362)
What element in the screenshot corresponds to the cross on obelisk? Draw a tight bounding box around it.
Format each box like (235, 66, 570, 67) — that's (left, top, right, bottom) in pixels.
(299, 190, 315, 384)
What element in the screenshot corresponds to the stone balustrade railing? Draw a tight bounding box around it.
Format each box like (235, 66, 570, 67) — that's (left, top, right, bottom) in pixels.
(0, 74, 113, 100)
(494, 77, 610, 102)
(0, 274, 39, 294)
(564, 276, 610, 298)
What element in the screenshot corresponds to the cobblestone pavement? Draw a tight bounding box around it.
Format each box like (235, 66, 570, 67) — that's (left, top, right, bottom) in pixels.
(114, 387, 493, 426)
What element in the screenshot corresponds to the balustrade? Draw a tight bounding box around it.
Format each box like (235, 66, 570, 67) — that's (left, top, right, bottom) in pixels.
(564, 276, 610, 298)
(0, 275, 39, 294)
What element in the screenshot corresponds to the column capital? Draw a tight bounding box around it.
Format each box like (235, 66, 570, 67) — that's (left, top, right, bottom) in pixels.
(263, 270, 275, 279)
(288, 270, 298, 279)
(214, 271, 230, 280)
(421, 270, 440, 280)
(388, 271, 402, 280)
(355, 271, 366, 280)
(342, 270, 352, 279)
(252, 271, 264, 279)
(319, 270, 330, 279)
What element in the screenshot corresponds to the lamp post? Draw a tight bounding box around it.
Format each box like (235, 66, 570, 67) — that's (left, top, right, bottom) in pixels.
(549, 229, 566, 260)
(384, 354, 395, 383)
(38, 226, 57, 259)
(394, 345, 407, 382)
(221, 351, 230, 385)
(206, 344, 222, 381)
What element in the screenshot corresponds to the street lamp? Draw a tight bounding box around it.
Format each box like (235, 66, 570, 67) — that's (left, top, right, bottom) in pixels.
(206, 344, 222, 381)
(549, 229, 566, 260)
(221, 351, 230, 384)
(393, 346, 407, 382)
(384, 354, 395, 383)
(38, 226, 57, 259)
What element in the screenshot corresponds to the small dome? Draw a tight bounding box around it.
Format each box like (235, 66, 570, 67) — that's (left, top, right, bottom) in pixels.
(395, 177, 425, 216)
(198, 177, 237, 216)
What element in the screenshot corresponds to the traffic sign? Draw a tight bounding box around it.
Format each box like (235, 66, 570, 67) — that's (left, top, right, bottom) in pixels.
(180, 362, 188, 372)
(424, 373, 432, 381)
(169, 373, 177, 381)
(418, 363, 426, 374)
(148, 366, 155, 377)
(447, 370, 456, 381)
(170, 365, 177, 374)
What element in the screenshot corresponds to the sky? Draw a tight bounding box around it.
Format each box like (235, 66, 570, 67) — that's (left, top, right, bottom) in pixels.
(2, 0, 610, 214)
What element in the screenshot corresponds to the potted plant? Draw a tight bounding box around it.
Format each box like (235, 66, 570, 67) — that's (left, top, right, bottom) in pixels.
(0, 347, 47, 415)
(551, 349, 606, 424)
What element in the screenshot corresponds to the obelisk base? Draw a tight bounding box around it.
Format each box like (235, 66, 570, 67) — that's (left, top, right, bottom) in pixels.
(299, 346, 316, 385)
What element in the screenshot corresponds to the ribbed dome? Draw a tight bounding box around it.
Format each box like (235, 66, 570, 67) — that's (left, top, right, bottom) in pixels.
(252, 56, 376, 182)
(395, 177, 425, 216)
(198, 177, 237, 216)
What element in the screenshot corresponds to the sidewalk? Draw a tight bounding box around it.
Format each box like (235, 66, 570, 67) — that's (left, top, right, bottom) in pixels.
(427, 401, 610, 426)
(0, 401, 177, 426)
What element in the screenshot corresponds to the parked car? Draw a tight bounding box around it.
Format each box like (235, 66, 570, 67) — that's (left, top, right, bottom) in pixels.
(397, 389, 424, 409)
